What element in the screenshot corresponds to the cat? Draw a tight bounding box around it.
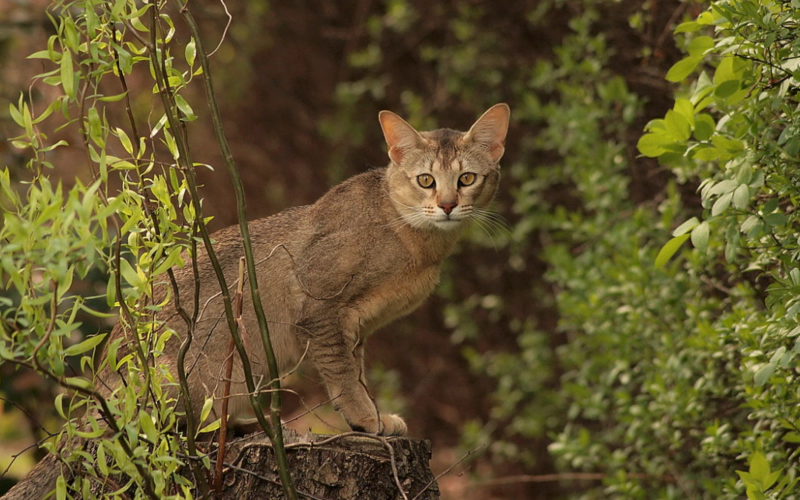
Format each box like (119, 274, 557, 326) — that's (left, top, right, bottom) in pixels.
(2, 103, 510, 499)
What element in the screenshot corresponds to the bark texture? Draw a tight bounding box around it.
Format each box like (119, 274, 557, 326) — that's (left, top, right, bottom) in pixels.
(218, 431, 440, 500)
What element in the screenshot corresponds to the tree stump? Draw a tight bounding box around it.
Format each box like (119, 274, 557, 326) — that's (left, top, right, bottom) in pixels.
(218, 431, 440, 499)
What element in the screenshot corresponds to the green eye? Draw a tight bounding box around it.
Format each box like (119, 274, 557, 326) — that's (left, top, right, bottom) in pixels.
(459, 172, 477, 186)
(417, 174, 435, 188)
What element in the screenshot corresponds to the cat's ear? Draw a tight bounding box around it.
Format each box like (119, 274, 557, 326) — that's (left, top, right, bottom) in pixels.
(465, 103, 510, 162)
(379, 111, 427, 164)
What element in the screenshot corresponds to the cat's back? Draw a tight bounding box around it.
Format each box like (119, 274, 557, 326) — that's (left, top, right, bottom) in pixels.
(307, 168, 389, 229)
(296, 168, 404, 269)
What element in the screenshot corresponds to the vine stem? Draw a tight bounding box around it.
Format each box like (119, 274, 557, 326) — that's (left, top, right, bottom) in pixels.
(178, 4, 298, 499)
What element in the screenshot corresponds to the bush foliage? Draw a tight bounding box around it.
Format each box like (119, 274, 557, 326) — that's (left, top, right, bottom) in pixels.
(470, 0, 800, 498)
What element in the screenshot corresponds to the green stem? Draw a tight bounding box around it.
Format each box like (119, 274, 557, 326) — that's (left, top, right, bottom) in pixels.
(178, 6, 297, 499)
(142, 6, 215, 498)
(145, 1, 296, 496)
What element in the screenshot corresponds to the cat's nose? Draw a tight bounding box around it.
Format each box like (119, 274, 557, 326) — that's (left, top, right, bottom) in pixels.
(438, 201, 458, 215)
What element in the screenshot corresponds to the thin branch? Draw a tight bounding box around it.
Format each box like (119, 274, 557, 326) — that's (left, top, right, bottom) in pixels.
(474, 471, 676, 487)
(208, 0, 232, 57)
(215, 257, 245, 495)
(178, 4, 297, 498)
(411, 447, 481, 500)
(0, 433, 57, 480)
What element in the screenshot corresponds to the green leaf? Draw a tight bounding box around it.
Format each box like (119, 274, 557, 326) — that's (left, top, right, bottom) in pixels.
(64, 333, 107, 357)
(655, 233, 691, 268)
(87, 107, 105, 147)
(106, 337, 121, 371)
(687, 36, 714, 57)
(75, 416, 104, 439)
(692, 146, 724, 161)
(116, 127, 134, 155)
(174, 94, 196, 122)
(106, 271, 117, 307)
(741, 216, 763, 238)
(691, 222, 710, 252)
(56, 475, 67, 500)
(664, 110, 692, 141)
(119, 258, 144, 289)
(672, 217, 699, 237)
(65, 376, 94, 390)
(732, 184, 750, 209)
(736, 470, 754, 486)
(98, 92, 128, 102)
(139, 413, 158, 442)
(749, 452, 770, 481)
(185, 38, 197, 67)
(754, 364, 775, 386)
(8, 102, 24, 127)
(27, 49, 54, 60)
(673, 98, 695, 126)
(666, 55, 703, 83)
(693, 114, 715, 141)
(713, 56, 739, 85)
(200, 397, 214, 424)
(130, 15, 149, 32)
(674, 21, 700, 33)
(54, 393, 67, 420)
(711, 135, 744, 154)
(764, 469, 781, 490)
(715, 79, 741, 98)
(60, 50, 74, 99)
(764, 212, 786, 227)
(97, 443, 108, 476)
(198, 418, 221, 434)
(783, 432, 800, 444)
(711, 192, 733, 216)
(707, 179, 738, 196)
(637, 132, 676, 157)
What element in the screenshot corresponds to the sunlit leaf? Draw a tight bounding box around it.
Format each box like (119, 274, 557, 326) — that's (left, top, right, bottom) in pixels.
(655, 233, 691, 268)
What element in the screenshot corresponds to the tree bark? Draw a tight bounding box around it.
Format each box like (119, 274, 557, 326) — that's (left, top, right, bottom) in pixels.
(71, 430, 438, 499)
(217, 431, 440, 499)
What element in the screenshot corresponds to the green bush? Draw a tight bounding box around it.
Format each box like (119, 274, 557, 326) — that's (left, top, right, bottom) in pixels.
(479, 0, 800, 498)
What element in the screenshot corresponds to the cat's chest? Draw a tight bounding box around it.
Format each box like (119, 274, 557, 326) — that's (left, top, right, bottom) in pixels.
(350, 265, 441, 335)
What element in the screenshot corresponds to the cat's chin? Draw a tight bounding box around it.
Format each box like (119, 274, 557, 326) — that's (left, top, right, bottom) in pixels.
(431, 219, 464, 231)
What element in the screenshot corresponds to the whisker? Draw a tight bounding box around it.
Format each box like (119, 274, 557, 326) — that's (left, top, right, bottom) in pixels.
(471, 216, 500, 252)
(471, 209, 512, 235)
(385, 210, 429, 230)
(472, 208, 512, 226)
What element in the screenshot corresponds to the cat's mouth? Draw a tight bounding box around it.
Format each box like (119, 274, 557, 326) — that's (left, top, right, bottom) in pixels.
(433, 217, 464, 229)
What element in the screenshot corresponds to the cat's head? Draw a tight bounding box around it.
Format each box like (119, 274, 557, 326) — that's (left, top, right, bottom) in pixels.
(379, 104, 510, 231)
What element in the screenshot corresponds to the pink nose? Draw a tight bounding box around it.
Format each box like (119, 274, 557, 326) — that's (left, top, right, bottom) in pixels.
(438, 202, 458, 215)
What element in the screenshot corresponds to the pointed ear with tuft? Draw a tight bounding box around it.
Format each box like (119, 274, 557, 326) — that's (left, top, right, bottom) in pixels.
(378, 111, 427, 164)
(465, 103, 510, 162)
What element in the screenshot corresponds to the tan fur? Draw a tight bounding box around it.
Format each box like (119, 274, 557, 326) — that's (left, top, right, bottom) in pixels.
(1, 104, 510, 500)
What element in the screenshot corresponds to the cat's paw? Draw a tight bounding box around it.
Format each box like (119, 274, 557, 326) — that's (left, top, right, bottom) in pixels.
(379, 413, 407, 436)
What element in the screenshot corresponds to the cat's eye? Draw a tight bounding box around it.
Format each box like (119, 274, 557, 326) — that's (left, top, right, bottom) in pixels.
(417, 174, 435, 188)
(459, 172, 477, 187)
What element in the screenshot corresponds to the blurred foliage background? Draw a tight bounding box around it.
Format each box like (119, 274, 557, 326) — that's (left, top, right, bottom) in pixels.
(2, 0, 800, 498)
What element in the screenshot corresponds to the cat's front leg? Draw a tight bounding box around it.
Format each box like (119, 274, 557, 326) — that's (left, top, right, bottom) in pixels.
(310, 335, 407, 436)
